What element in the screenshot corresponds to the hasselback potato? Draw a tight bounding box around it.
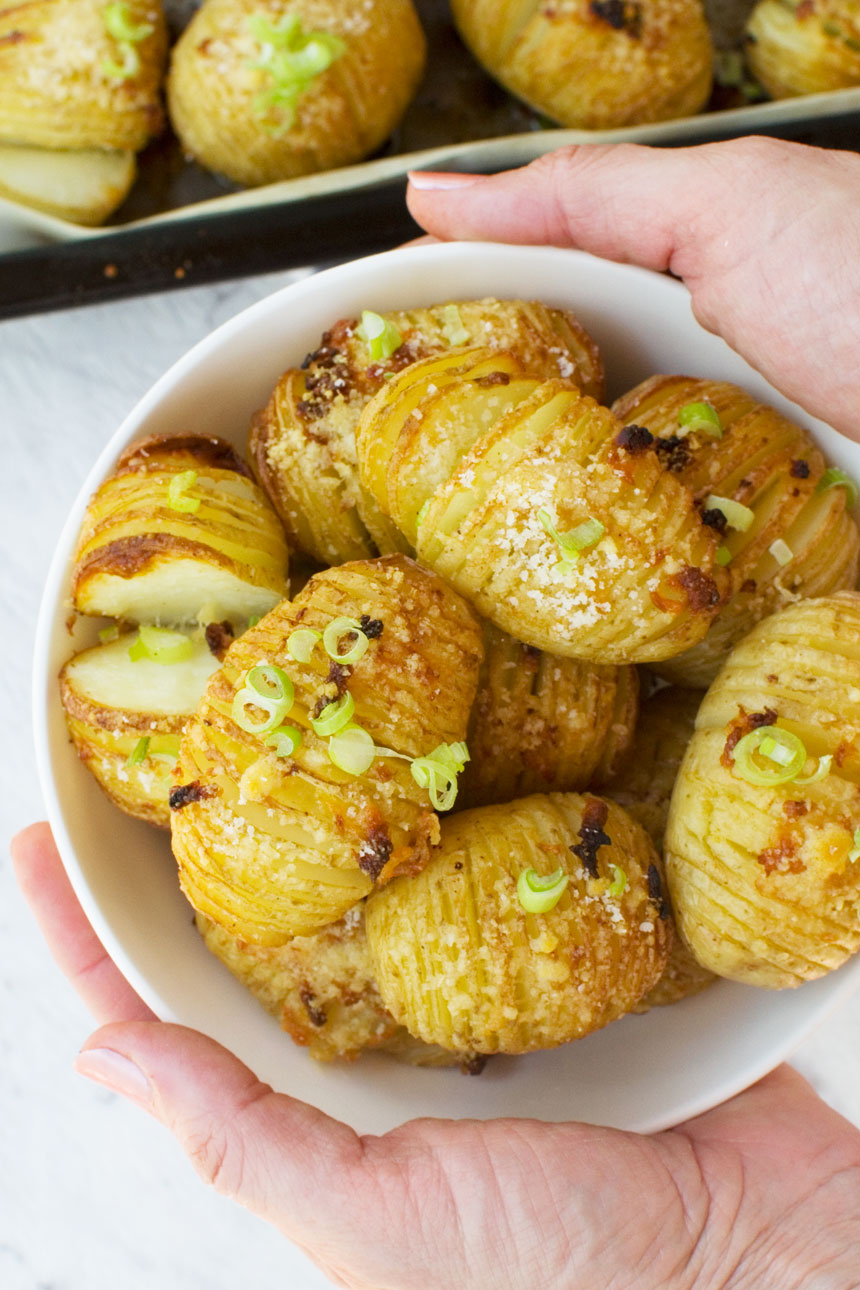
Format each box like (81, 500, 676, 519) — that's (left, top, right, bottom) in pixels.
(250, 297, 604, 567)
(665, 592, 860, 988)
(459, 621, 638, 808)
(171, 555, 483, 944)
(167, 0, 426, 186)
(60, 628, 220, 827)
(612, 375, 860, 687)
(0, 0, 167, 152)
(356, 347, 728, 664)
(449, 0, 713, 130)
(71, 434, 289, 626)
(746, 0, 860, 98)
(605, 685, 715, 1008)
(365, 793, 672, 1055)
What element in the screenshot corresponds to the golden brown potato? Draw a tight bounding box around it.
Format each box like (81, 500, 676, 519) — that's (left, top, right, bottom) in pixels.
(0, 0, 167, 152)
(746, 0, 860, 98)
(605, 685, 716, 1009)
(0, 143, 136, 224)
(365, 793, 671, 1055)
(459, 621, 638, 808)
(59, 628, 221, 827)
(665, 592, 860, 988)
(612, 375, 860, 687)
(171, 555, 483, 945)
(167, 0, 426, 186)
(71, 434, 289, 627)
(356, 347, 728, 664)
(250, 298, 605, 567)
(450, 0, 713, 130)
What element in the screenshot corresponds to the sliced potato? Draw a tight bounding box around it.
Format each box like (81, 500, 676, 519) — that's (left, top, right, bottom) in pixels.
(666, 592, 860, 988)
(612, 375, 860, 687)
(167, 0, 426, 185)
(459, 621, 638, 808)
(72, 434, 289, 626)
(366, 793, 671, 1055)
(171, 555, 484, 945)
(356, 347, 728, 664)
(250, 297, 604, 567)
(0, 143, 136, 225)
(60, 629, 220, 827)
(450, 0, 713, 129)
(0, 0, 167, 152)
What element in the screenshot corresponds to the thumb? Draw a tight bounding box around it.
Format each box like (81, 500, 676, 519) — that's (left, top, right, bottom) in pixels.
(74, 1021, 363, 1244)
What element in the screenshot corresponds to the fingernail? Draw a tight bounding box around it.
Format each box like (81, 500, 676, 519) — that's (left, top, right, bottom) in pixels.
(407, 171, 482, 191)
(74, 1047, 152, 1107)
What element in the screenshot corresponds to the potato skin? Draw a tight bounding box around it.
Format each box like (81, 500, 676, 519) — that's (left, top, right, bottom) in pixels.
(72, 434, 289, 626)
(167, 0, 426, 186)
(665, 592, 860, 988)
(612, 375, 860, 687)
(605, 685, 716, 1009)
(59, 629, 220, 828)
(746, 0, 860, 98)
(365, 793, 671, 1055)
(250, 298, 605, 567)
(450, 0, 713, 130)
(357, 347, 728, 664)
(0, 0, 167, 151)
(459, 621, 639, 808)
(171, 555, 484, 945)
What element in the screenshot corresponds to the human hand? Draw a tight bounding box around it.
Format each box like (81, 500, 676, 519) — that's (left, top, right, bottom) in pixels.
(407, 137, 860, 442)
(12, 822, 860, 1290)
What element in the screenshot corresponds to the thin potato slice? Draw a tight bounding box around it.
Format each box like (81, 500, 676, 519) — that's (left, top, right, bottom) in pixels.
(72, 434, 289, 626)
(459, 621, 638, 808)
(0, 143, 136, 225)
(250, 298, 604, 566)
(171, 555, 483, 945)
(356, 348, 728, 664)
(612, 375, 860, 686)
(366, 793, 671, 1055)
(60, 629, 220, 827)
(666, 592, 860, 988)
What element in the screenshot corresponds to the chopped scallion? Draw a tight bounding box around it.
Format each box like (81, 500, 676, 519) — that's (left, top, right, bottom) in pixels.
(538, 508, 605, 568)
(410, 741, 469, 811)
(98, 624, 120, 644)
(704, 494, 754, 532)
(288, 627, 322, 663)
(246, 13, 345, 133)
(310, 691, 355, 737)
(103, 2, 154, 42)
(323, 616, 369, 664)
(441, 304, 470, 347)
(731, 725, 808, 786)
(231, 663, 294, 735)
(848, 827, 860, 862)
(265, 724, 303, 758)
(677, 401, 723, 438)
(816, 467, 859, 505)
(167, 469, 200, 513)
(416, 500, 431, 528)
(516, 868, 569, 914)
(793, 754, 832, 786)
(328, 724, 376, 776)
(608, 865, 627, 898)
(769, 538, 793, 567)
(716, 545, 732, 566)
(126, 736, 150, 766)
(356, 311, 402, 362)
(128, 625, 194, 665)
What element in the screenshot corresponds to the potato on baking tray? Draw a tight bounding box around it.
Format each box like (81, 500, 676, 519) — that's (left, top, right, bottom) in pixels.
(170, 555, 483, 945)
(745, 0, 860, 99)
(612, 375, 860, 687)
(166, 0, 426, 186)
(71, 434, 289, 627)
(450, 0, 713, 131)
(365, 792, 672, 1055)
(666, 592, 860, 988)
(355, 346, 729, 664)
(249, 297, 604, 567)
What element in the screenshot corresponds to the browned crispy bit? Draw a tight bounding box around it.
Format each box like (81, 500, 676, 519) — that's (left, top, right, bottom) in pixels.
(570, 797, 611, 878)
(615, 424, 654, 454)
(358, 823, 394, 880)
(204, 620, 234, 660)
(299, 987, 327, 1028)
(677, 566, 722, 612)
(721, 707, 778, 767)
(169, 781, 216, 810)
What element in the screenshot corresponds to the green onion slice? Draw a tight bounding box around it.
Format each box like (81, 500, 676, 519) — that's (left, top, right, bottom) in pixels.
(793, 754, 832, 786)
(816, 467, 859, 505)
(716, 545, 732, 566)
(848, 827, 860, 862)
(731, 726, 808, 786)
(410, 741, 469, 812)
(538, 508, 605, 567)
(516, 867, 569, 914)
(287, 627, 322, 663)
(246, 14, 345, 132)
(232, 663, 294, 735)
(441, 304, 470, 347)
(677, 401, 723, 438)
(102, 44, 141, 79)
(704, 494, 754, 533)
(323, 617, 369, 664)
(356, 311, 402, 362)
(128, 625, 194, 665)
(247, 615, 261, 628)
(266, 724, 303, 758)
(416, 500, 431, 528)
(608, 865, 627, 898)
(126, 736, 150, 767)
(103, 2, 153, 42)
(328, 724, 376, 776)
(98, 624, 120, 644)
(310, 691, 355, 737)
(768, 538, 793, 567)
(167, 469, 200, 513)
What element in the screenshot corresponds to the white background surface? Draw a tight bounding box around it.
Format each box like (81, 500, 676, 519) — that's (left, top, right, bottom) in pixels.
(2, 266, 860, 1290)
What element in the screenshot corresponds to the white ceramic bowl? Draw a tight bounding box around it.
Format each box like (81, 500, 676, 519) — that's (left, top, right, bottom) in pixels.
(35, 242, 860, 1136)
